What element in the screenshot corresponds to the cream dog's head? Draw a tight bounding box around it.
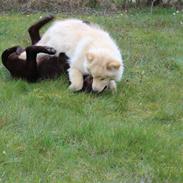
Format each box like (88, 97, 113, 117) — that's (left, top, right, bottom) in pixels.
(86, 49, 122, 93)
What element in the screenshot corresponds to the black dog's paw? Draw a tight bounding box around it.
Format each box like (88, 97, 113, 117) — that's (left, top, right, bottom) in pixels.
(47, 15, 55, 20)
(45, 47, 56, 54)
(59, 52, 69, 60)
(40, 15, 55, 21)
(83, 20, 90, 25)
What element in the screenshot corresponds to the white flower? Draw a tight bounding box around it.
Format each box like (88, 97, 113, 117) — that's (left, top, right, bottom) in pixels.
(173, 12, 176, 16)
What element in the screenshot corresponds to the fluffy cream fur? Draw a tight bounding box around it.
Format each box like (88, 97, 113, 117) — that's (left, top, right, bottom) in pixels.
(20, 19, 124, 92)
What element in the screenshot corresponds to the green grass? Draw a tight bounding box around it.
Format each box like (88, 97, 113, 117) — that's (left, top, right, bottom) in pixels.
(0, 9, 183, 182)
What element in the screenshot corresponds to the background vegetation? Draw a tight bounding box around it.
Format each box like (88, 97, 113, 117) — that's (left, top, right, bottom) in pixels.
(0, 0, 182, 13)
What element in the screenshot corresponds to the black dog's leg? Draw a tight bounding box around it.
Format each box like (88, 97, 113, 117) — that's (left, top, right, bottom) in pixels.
(25, 45, 56, 82)
(26, 46, 56, 58)
(25, 46, 38, 82)
(1, 46, 22, 68)
(28, 15, 55, 45)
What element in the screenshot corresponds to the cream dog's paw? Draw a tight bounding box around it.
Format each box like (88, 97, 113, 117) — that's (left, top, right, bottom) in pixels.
(109, 80, 117, 93)
(69, 83, 83, 91)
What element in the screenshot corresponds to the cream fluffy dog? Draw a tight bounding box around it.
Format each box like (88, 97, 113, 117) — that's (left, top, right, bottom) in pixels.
(20, 19, 124, 92)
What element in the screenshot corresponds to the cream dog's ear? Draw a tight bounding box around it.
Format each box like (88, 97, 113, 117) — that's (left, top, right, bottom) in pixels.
(107, 61, 120, 70)
(86, 52, 95, 62)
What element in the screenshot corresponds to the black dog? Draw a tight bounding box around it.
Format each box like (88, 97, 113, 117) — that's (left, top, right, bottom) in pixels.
(1, 16, 93, 92)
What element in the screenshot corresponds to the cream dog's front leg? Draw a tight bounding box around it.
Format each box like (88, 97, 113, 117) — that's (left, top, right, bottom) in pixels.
(68, 67, 83, 91)
(108, 80, 117, 93)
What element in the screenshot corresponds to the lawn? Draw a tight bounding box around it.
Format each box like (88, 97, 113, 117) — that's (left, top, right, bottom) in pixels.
(0, 9, 183, 182)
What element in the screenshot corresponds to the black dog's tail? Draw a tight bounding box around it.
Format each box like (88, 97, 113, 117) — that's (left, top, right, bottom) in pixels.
(1, 46, 20, 67)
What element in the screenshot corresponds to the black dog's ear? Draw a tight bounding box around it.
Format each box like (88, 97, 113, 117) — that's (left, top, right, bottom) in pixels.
(83, 20, 90, 25)
(59, 52, 69, 60)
